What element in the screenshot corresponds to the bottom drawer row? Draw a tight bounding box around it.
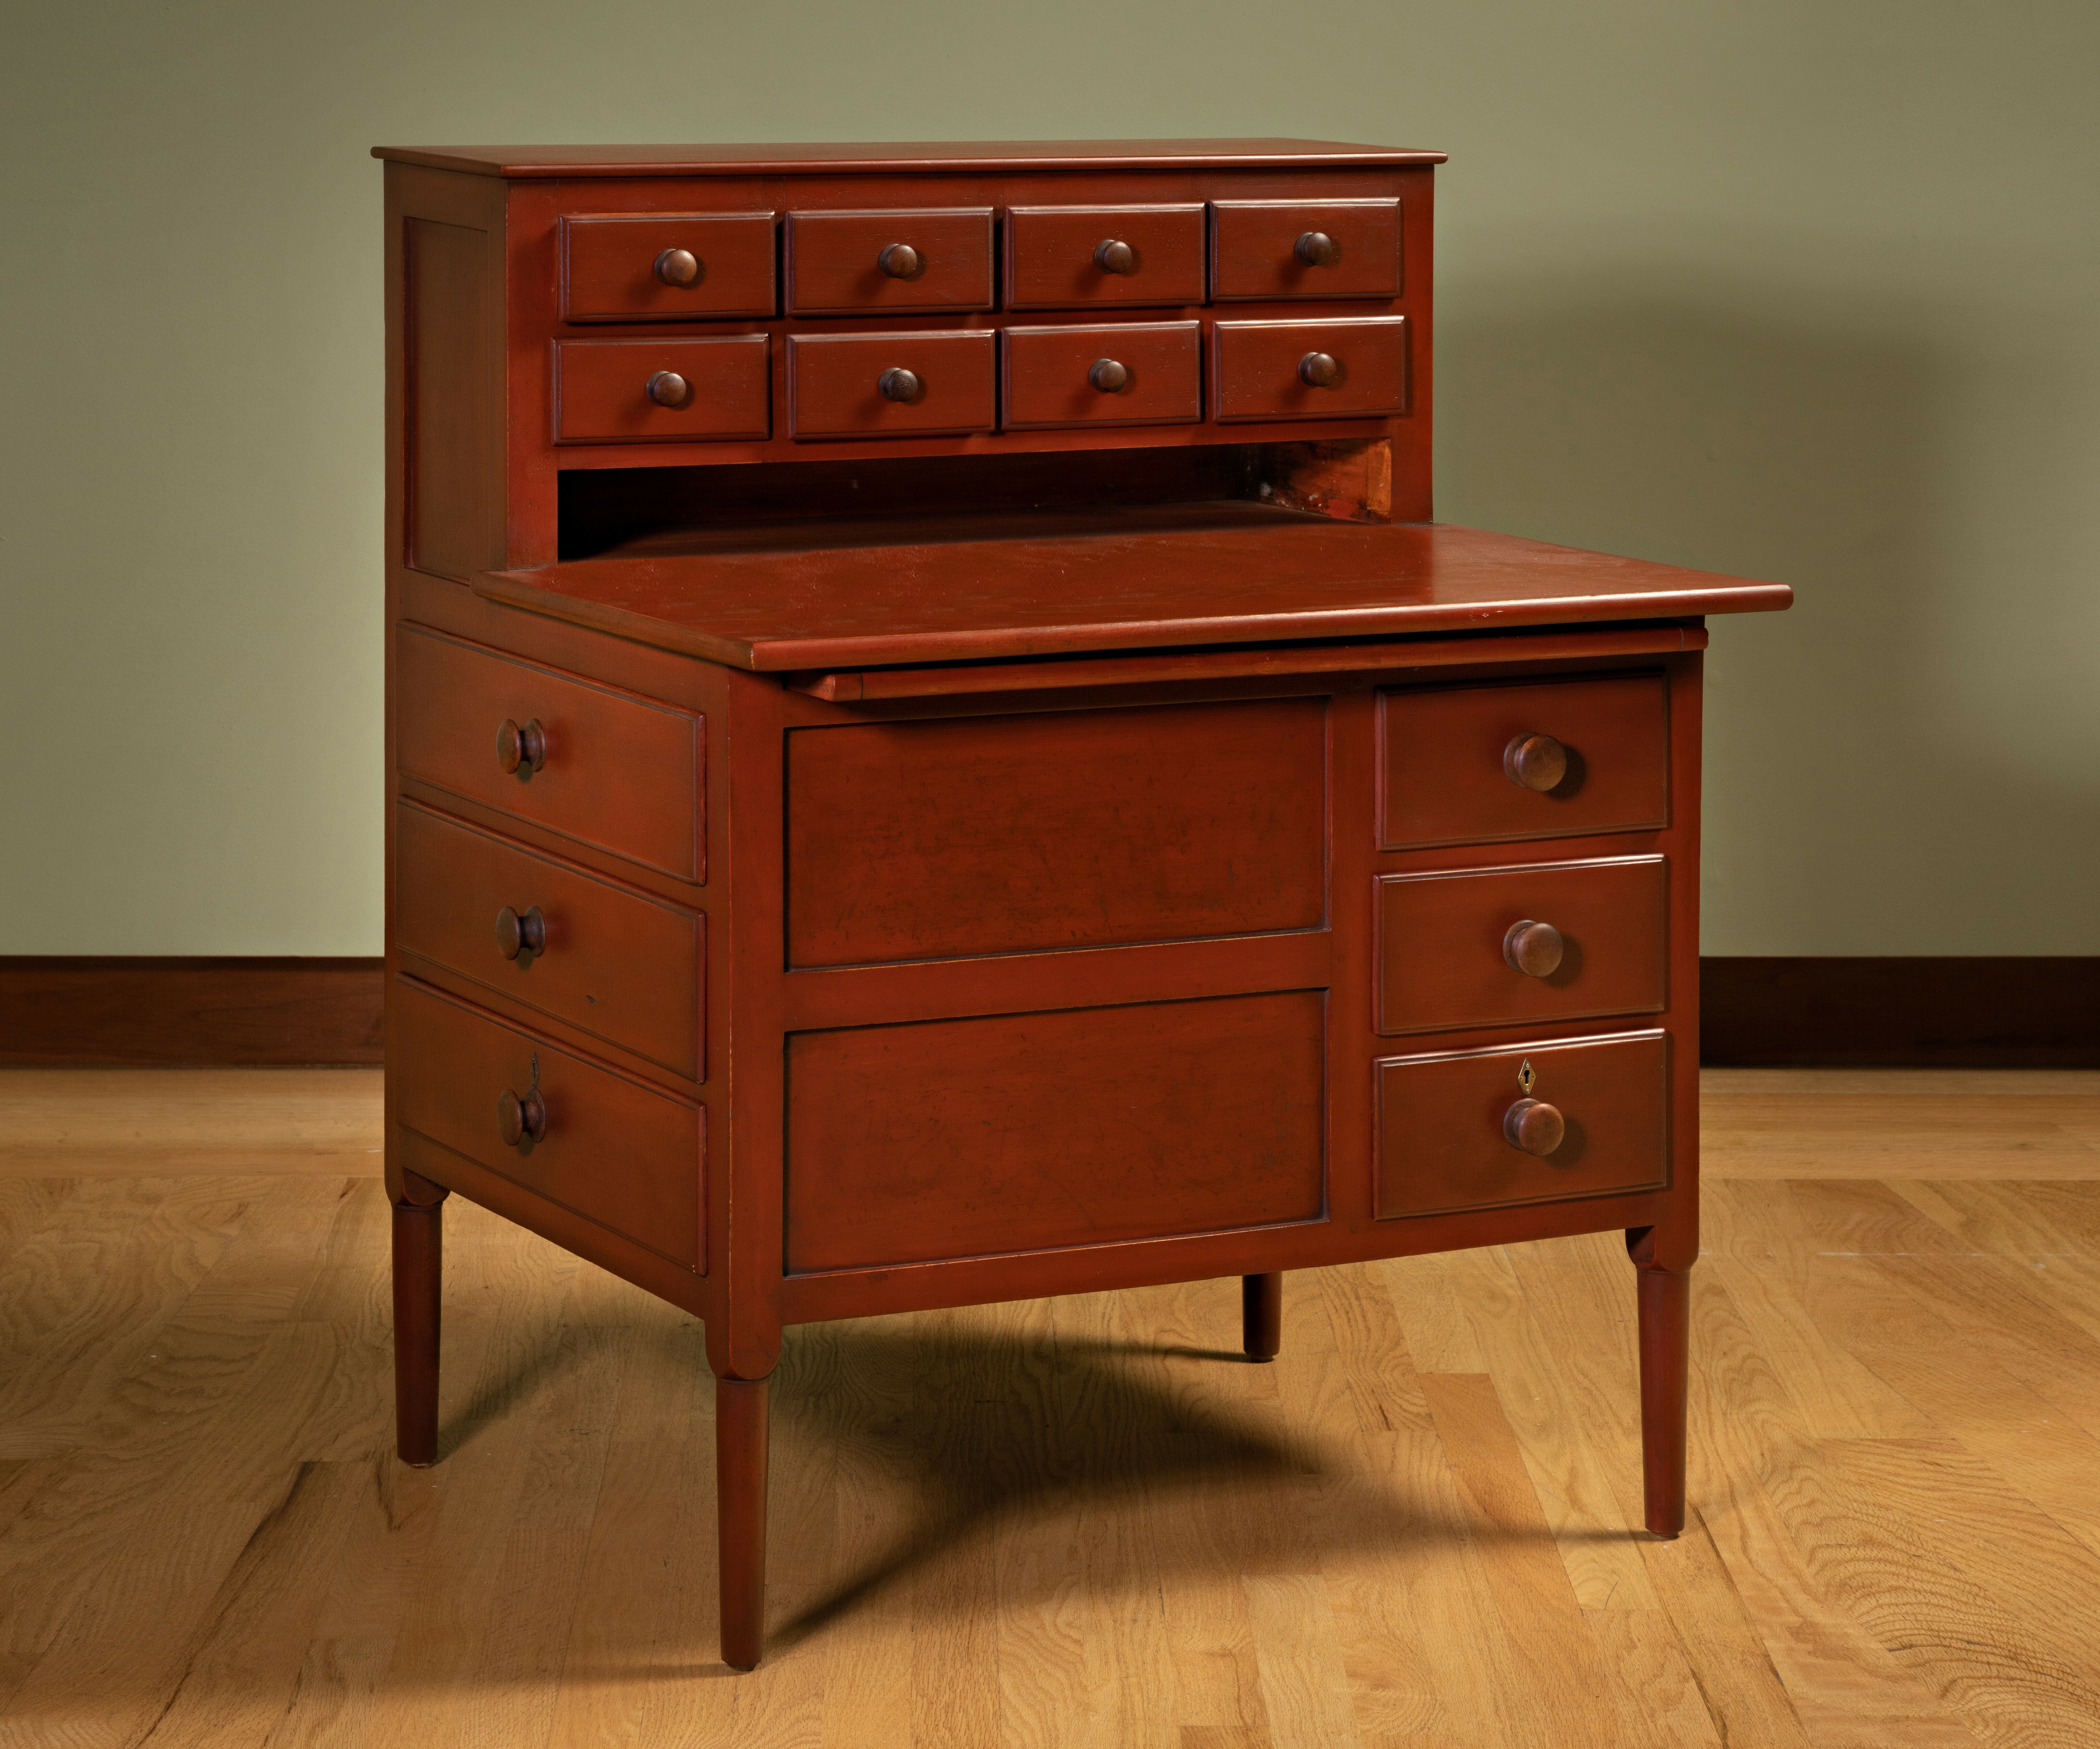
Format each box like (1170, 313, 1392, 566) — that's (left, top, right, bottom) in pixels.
(393, 982, 1668, 1276)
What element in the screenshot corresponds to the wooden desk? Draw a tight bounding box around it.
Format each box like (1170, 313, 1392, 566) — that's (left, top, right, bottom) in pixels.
(373, 139, 1790, 1669)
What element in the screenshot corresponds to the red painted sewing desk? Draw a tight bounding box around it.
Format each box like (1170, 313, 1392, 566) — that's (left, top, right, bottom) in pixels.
(373, 139, 1790, 1669)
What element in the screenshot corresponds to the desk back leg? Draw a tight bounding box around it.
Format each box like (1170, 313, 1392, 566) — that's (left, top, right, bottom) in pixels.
(390, 1171, 448, 1468)
(716, 1373, 771, 1669)
(1242, 1272, 1283, 1362)
(1631, 1257, 1690, 1538)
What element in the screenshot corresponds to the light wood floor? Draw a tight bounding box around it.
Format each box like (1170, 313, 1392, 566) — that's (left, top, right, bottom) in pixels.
(3, 1069, 2099, 1747)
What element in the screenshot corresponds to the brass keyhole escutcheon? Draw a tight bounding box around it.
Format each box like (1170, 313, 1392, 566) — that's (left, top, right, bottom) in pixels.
(1518, 1058, 1536, 1095)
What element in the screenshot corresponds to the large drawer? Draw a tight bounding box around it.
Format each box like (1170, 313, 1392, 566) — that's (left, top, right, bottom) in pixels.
(395, 802, 703, 1078)
(1375, 1031, 1669, 1220)
(392, 979, 704, 1269)
(1379, 673, 1669, 850)
(786, 992, 1325, 1273)
(1375, 855, 1666, 1035)
(395, 627, 703, 881)
(785, 698, 1326, 967)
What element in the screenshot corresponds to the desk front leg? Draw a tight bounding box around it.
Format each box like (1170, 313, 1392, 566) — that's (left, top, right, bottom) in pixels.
(715, 1370, 771, 1670)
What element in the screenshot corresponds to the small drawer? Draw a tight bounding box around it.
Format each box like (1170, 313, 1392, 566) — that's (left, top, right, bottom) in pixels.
(560, 212, 775, 321)
(1379, 673, 1669, 850)
(787, 330, 995, 439)
(1006, 204, 1207, 309)
(1002, 322, 1201, 430)
(786, 208, 994, 315)
(554, 336, 770, 444)
(1375, 1031, 1669, 1220)
(393, 979, 703, 1269)
(395, 627, 702, 881)
(1211, 198, 1401, 301)
(1375, 855, 1666, 1035)
(395, 803, 704, 1078)
(1214, 317, 1407, 422)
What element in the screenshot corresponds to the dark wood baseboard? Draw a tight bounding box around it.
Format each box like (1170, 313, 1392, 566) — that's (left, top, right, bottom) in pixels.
(0, 958, 385, 1067)
(1701, 957, 2100, 1067)
(3, 956, 2092, 1070)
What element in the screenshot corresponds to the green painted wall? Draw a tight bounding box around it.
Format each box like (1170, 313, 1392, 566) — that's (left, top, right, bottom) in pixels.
(4, 1, 2095, 953)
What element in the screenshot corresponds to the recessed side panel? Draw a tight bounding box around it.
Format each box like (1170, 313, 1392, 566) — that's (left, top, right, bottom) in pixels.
(1375, 1031, 1669, 1219)
(786, 992, 1327, 1273)
(786, 698, 1327, 966)
(406, 217, 499, 579)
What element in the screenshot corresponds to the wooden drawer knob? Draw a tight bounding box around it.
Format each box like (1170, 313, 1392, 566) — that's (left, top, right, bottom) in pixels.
(878, 366, 922, 403)
(654, 247, 701, 287)
(1503, 1098, 1565, 1157)
(1503, 733, 1568, 792)
(1298, 351, 1342, 389)
(878, 242, 923, 280)
(496, 717, 547, 777)
(497, 1087, 548, 1152)
(1089, 357, 1130, 392)
(1503, 919, 1564, 978)
(1094, 238, 1136, 274)
(1295, 230, 1340, 267)
(495, 904, 547, 963)
(646, 370, 692, 409)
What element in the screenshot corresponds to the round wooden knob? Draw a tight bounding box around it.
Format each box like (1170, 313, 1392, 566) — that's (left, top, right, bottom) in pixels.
(1503, 919, 1565, 978)
(645, 370, 692, 409)
(878, 242, 922, 279)
(1503, 733, 1568, 793)
(1503, 1098, 1566, 1157)
(1094, 238, 1136, 274)
(495, 904, 547, 963)
(1089, 357, 1130, 392)
(1295, 230, 1340, 267)
(878, 366, 921, 403)
(1298, 352, 1342, 389)
(495, 718, 547, 776)
(497, 1087, 548, 1151)
(654, 247, 700, 287)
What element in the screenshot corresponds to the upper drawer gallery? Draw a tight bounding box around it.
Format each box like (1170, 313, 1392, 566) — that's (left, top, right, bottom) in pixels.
(560, 212, 776, 321)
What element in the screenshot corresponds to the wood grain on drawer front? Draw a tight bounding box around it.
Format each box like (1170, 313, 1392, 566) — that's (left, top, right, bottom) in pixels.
(560, 212, 776, 321)
(554, 336, 770, 444)
(1211, 198, 1401, 301)
(395, 626, 701, 880)
(1375, 855, 1666, 1035)
(1379, 672, 1669, 850)
(1213, 317, 1407, 422)
(1002, 322, 1201, 429)
(785, 698, 1326, 967)
(392, 978, 703, 1269)
(1006, 204, 1206, 309)
(786, 208, 994, 315)
(785, 991, 1325, 1273)
(787, 330, 995, 439)
(395, 802, 703, 1077)
(1375, 1031, 1668, 1220)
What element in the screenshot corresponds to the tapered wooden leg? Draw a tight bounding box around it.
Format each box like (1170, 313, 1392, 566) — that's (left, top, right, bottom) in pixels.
(716, 1374, 771, 1670)
(1242, 1272, 1282, 1362)
(390, 1177, 447, 1469)
(1635, 1264, 1690, 1538)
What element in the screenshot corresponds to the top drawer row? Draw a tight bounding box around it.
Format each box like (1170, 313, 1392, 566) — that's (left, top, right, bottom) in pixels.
(561, 200, 1402, 322)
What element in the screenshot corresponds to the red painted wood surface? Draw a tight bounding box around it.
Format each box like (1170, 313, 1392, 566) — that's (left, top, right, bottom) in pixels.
(785, 208, 994, 315)
(784, 991, 1326, 1274)
(476, 523, 1790, 672)
(1211, 199, 1402, 301)
(1374, 854, 1667, 1035)
(554, 336, 770, 444)
(785, 699, 1326, 966)
(1635, 1263, 1691, 1537)
(1214, 317, 1408, 422)
(1373, 1031, 1670, 1220)
(1001, 321, 1202, 429)
(1379, 671, 1670, 849)
(715, 1376, 770, 1670)
(1005, 203, 1208, 308)
(395, 625, 703, 879)
(1243, 1272, 1283, 1361)
(390, 1178, 446, 1466)
(560, 212, 776, 321)
(394, 801, 703, 1077)
(786, 329, 996, 438)
(391, 978, 705, 1269)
